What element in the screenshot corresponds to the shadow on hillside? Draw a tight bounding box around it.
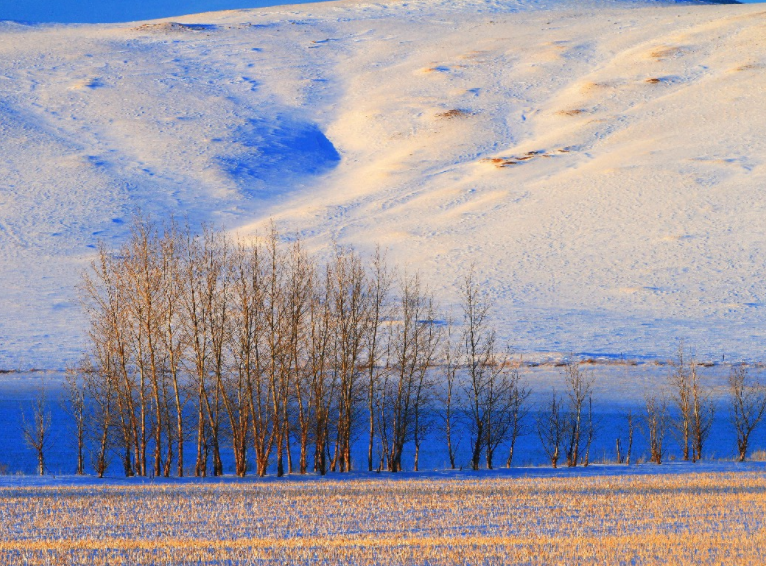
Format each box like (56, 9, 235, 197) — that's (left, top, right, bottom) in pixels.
(219, 115, 340, 197)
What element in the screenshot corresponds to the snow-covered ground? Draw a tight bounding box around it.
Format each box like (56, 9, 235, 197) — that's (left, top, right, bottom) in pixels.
(2, 0, 766, 369)
(4, 470, 766, 566)
(0, 0, 758, 24)
(3, 460, 766, 487)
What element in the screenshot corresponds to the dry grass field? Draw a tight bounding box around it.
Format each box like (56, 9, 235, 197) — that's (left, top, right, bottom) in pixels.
(1, 472, 766, 565)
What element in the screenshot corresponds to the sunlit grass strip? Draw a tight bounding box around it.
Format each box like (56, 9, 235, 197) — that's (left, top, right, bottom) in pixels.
(2, 473, 766, 564)
(2, 531, 766, 550)
(4, 534, 766, 565)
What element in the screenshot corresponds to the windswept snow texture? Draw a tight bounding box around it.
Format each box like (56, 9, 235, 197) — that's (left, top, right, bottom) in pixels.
(1, 0, 766, 368)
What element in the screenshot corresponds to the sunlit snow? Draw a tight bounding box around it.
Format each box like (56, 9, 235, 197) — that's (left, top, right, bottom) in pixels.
(1, 0, 766, 369)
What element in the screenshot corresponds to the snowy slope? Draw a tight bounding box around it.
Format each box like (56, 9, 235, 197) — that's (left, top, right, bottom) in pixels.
(1, 0, 765, 369)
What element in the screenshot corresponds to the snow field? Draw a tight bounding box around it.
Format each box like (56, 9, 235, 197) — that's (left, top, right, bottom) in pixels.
(2, 0, 766, 369)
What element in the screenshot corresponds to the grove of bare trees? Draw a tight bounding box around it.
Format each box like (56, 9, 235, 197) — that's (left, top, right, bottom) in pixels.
(20, 217, 764, 477)
(71, 218, 539, 478)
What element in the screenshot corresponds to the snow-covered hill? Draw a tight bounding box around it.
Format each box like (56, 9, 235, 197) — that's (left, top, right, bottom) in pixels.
(1, 0, 765, 369)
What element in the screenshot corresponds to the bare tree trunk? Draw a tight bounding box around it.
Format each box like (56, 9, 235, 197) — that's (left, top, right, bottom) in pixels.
(582, 396, 596, 467)
(563, 360, 593, 467)
(460, 268, 497, 471)
(285, 406, 293, 474)
(180, 225, 225, 478)
(729, 366, 766, 462)
(114, 384, 133, 477)
(537, 390, 564, 468)
(689, 361, 714, 462)
(310, 266, 333, 477)
(670, 345, 692, 461)
(506, 371, 530, 468)
(83, 354, 115, 478)
(625, 411, 635, 465)
(21, 384, 51, 476)
(159, 225, 186, 478)
(445, 389, 457, 470)
(644, 394, 668, 464)
(121, 218, 168, 478)
(82, 243, 142, 477)
(365, 248, 389, 472)
(196, 386, 208, 477)
(162, 375, 174, 477)
(441, 322, 460, 470)
(64, 366, 87, 475)
(329, 246, 369, 473)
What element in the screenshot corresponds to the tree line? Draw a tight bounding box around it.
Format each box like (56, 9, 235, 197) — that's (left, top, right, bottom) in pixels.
(59, 217, 530, 478)
(18, 218, 766, 476)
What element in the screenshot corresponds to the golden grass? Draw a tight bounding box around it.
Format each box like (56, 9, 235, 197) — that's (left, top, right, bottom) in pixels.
(579, 81, 613, 94)
(481, 157, 518, 167)
(2, 473, 766, 564)
(481, 150, 550, 168)
(648, 46, 684, 60)
(734, 63, 761, 72)
(435, 109, 471, 119)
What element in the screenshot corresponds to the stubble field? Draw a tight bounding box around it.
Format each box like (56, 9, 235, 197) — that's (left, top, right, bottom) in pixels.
(2, 471, 766, 565)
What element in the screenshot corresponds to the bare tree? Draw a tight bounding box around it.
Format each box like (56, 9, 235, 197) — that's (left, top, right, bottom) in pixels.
(728, 365, 766, 462)
(63, 365, 87, 475)
(158, 222, 187, 477)
(626, 411, 635, 465)
(217, 231, 267, 479)
(460, 268, 507, 471)
(181, 225, 223, 477)
(81, 241, 140, 476)
(483, 355, 517, 470)
(537, 390, 564, 468)
(365, 247, 390, 472)
(231, 236, 277, 477)
(505, 369, 530, 468)
(21, 383, 52, 476)
(412, 299, 440, 472)
(669, 345, 692, 461)
(79, 351, 115, 478)
(381, 272, 439, 472)
(121, 217, 168, 478)
(617, 369, 636, 465)
(617, 410, 635, 465)
(455, 270, 524, 470)
(203, 230, 231, 477)
(329, 245, 369, 473)
(582, 396, 598, 467)
(283, 241, 317, 476)
(309, 265, 335, 476)
(644, 394, 669, 464)
(259, 226, 291, 477)
(690, 361, 714, 462)
(279, 238, 315, 476)
(562, 360, 594, 467)
(439, 320, 460, 470)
